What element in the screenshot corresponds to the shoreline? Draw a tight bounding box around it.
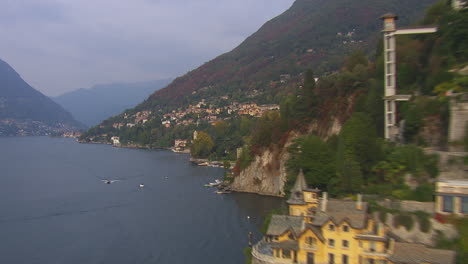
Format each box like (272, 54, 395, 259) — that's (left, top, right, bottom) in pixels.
(77, 139, 229, 168)
(75, 138, 282, 198)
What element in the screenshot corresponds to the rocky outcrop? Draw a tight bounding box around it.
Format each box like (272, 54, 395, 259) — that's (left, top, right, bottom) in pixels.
(230, 117, 343, 197)
(229, 138, 293, 197)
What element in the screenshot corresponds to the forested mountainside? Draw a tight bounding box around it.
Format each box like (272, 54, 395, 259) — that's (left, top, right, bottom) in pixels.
(54, 79, 171, 127)
(139, 0, 437, 110)
(0, 59, 82, 136)
(232, 0, 468, 197)
(81, 0, 438, 148)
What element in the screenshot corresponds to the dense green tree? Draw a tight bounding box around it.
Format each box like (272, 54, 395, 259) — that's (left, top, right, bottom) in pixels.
(191, 131, 214, 158)
(288, 135, 336, 191)
(213, 120, 230, 138)
(239, 117, 254, 136)
(251, 111, 282, 147)
(344, 50, 368, 72)
(334, 112, 382, 191)
(402, 103, 424, 142)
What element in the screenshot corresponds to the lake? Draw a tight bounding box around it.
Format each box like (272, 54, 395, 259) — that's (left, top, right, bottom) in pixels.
(0, 137, 284, 264)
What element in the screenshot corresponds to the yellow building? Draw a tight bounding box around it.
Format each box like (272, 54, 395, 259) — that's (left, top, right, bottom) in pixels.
(252, 171, 456, 264)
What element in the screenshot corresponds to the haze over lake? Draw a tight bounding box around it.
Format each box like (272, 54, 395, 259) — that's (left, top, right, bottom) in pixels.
(0, 137, 284, 264)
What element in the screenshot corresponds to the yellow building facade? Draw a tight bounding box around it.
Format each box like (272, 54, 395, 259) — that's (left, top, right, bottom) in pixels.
(252, 171, 456, 264)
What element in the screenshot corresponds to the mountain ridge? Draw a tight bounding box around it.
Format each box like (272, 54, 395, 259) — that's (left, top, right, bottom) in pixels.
(0, 58, 82, 136)
(81, 0, 439, 148)
(138, 0, 437, 110)
(54, 79, 171, 127)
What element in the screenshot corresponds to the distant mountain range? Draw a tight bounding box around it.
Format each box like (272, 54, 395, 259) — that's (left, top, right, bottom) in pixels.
(0, 58, 82, 136)
(54, 79, 171, 127)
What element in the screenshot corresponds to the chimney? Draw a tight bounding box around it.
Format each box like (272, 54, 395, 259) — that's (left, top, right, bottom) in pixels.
(388, 238, 395, 254)
(321, 192, 328, 212)
(357, 194, 362, 210)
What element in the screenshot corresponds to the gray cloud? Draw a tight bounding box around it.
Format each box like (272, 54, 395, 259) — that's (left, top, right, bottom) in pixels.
(0, 0, 294, 96)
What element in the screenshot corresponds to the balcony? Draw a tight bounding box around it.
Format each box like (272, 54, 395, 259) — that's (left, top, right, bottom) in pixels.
(252, 241, 296, 264)
(252, 240, 329, 264)
(362, 249, 389, 258)
(301, 244, 318, 251)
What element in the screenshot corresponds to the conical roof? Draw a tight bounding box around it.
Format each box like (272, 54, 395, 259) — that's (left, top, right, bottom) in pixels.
(293, 169, 307, 192)
(287, 169, 308, 205)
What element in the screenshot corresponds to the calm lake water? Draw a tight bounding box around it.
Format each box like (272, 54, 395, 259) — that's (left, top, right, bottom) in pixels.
(0, 137, 284, 264)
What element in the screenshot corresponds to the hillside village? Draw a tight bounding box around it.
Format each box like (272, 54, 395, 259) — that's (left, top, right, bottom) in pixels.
(0, 118, 78, 137)
(108, 100, 278, 135)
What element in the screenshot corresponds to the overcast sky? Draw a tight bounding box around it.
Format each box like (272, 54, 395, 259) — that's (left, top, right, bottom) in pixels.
(0, 0, 295, 96)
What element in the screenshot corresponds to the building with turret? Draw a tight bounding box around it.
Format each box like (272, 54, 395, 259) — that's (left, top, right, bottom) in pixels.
(252, 171, 456, 264)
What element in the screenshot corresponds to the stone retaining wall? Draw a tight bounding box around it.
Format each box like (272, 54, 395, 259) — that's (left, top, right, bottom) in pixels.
(449, 96, 468, 151)
(379, 200, 435, 214)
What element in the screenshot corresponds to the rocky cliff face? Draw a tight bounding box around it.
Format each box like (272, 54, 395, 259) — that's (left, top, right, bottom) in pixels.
(230, 118, 343, 197)
(230, 139, 292, 197)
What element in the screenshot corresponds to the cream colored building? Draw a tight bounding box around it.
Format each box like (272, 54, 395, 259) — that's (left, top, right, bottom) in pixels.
(435, 180, 468, 216)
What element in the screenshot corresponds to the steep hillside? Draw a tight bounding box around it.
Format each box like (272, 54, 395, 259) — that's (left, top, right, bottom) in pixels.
(231, 1, 468, 197)
(54, 79, 171, 127)
(140, 0, 437, 110)
(0, 59, 82, 136)
(81, 0, 438, 149)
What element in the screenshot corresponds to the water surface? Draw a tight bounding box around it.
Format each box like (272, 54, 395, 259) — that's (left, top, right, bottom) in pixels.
(0, 137, 284, 264)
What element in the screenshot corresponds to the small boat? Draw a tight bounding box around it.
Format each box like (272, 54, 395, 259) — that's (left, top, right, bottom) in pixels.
(139, 184, 145, 188)
(198, 162, 209, 166)
(102, 179, 120, 184)
(204, 179, 222, 187)
(215, 190, 232, 194)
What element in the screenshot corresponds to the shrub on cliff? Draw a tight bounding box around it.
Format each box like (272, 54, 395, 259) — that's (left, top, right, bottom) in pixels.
(287, 135, 336, 192)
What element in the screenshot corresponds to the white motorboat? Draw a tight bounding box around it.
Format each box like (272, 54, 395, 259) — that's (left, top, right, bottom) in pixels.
(204, 179, 222, 187)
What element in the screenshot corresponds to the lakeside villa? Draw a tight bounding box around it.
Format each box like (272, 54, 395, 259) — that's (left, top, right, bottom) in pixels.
(252, 171, 456, 264)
